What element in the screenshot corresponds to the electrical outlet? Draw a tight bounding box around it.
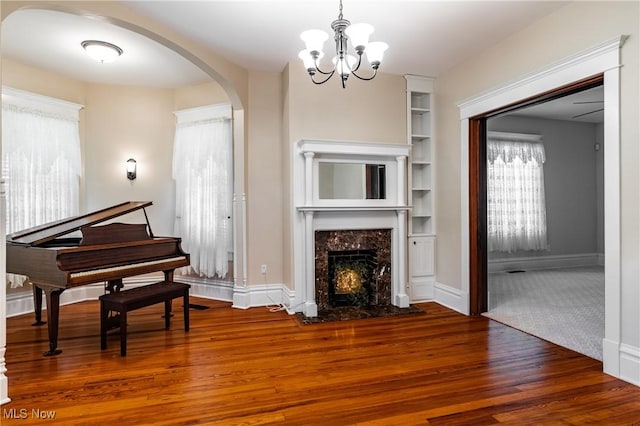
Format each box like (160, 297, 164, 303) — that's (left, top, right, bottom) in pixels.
(260, 264, 268, 274)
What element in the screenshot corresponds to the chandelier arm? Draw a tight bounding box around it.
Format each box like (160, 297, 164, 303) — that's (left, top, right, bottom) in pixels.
(350, 52, 364, 73)
(311, 70, 336, 85)
(313, 57, 336, 76)
(351, 67, 378, 81)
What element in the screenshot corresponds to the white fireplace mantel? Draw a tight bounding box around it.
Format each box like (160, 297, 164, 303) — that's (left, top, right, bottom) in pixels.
(292, 139, 410, 317)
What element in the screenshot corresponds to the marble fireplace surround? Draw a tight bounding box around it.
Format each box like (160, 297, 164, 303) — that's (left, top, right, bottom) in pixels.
(315, 229, 392, 311)
(293, 139, 410, 317)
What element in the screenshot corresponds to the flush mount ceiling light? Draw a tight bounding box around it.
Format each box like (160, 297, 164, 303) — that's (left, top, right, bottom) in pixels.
(81, 40, 123, 63)
(298, 0, 388, 89)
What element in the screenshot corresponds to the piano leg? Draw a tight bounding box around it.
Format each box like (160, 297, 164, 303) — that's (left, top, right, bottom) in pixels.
(32, 284, 46, 326)
(42, 287, 64, 356)
(163, 270, 175, 317)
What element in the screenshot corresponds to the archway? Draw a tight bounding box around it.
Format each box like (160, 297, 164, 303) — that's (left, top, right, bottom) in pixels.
(0, 2, 248, 403)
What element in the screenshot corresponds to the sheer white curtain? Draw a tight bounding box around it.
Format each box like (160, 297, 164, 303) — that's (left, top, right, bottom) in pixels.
(2, 88, 82, 287)
(173, 104, 233, 278)
(487, 132, 548, 253)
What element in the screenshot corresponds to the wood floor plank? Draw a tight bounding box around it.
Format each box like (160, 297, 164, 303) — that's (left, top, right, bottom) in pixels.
(2, 300, 639, 425)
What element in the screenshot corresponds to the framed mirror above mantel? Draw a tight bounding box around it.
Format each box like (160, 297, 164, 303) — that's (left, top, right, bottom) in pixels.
(296, 139, 410, 209)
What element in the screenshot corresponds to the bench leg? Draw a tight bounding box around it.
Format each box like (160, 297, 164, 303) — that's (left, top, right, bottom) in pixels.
(100, 304, 108, 350)
(164, 300, 171, 329)
(120, 310, 128, 357)
(183, 291, 190, 332)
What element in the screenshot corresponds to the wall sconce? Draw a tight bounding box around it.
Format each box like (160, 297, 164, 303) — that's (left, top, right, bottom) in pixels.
(126, 158, 137, 180)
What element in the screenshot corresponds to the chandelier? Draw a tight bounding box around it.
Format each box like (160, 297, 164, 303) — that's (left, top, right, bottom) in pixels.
(298, 0, 388, 88)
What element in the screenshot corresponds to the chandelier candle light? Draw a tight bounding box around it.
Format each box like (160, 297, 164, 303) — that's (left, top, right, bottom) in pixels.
(299, 0, 388, 88)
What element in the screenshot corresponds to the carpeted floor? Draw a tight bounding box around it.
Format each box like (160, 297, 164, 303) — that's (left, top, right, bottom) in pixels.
(484, 265, 604, 361)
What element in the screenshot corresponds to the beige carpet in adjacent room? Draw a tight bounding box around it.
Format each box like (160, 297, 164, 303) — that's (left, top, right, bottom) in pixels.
(484, 265, 604, 361)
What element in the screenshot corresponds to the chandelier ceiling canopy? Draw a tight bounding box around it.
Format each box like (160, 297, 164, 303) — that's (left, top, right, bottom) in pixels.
(298, 0, 388, 88)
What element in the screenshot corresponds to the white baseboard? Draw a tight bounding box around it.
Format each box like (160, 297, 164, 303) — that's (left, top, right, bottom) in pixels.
(7, 277, 292, 317)
(620, 343, 640, 386)
(6, 275, 166, 318)
(7, 275, 234, 318)
(7, 283, 109, 318)
(603, 338, 640, 386)
(177, 276, 234, 302)
(433, 282, 468, 315)
(0, 346, 8, 405)
(231, 283, 291, 311)
(488, 253, 602, 273)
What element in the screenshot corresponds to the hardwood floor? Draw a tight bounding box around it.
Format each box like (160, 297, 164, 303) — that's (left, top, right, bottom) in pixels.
(3, 299, 639, 425)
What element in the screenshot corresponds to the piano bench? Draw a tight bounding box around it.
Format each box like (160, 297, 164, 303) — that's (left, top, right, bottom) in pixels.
(99, 281, 190, 356)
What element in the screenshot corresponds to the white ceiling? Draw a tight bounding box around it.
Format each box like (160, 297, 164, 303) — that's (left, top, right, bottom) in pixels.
(2, 1, 568, 87)
(119, 0, 568, 77)
(1, 8, 211, 88)
(2, 1, 600, 123)
(506, 86, 604, 124)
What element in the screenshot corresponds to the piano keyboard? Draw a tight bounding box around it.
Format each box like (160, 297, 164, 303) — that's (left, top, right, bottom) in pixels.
(70, 256, 188, 279)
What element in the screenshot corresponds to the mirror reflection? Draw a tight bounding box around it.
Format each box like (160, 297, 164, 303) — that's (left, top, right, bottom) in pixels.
(319, 163, 386, 200)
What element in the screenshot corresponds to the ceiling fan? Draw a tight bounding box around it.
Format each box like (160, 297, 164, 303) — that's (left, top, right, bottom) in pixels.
(572, 99, 603, 119)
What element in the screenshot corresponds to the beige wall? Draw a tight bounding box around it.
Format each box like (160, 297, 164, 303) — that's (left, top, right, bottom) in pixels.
(247, 71, 284, 284)
(435, 1, 638, 345)
(1, 58, 86, 104)
(287, 67, 406, 144)
(173, 81, 229, 112)
(83, 84, 175, 234)
(282, 67, 407, 289)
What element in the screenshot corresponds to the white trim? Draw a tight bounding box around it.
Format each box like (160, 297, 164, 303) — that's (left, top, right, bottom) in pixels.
(293, 139, 410, 317)
(434, 282, 466, 314)
(619, 344, 640, 386)
(458, 36, 626, 382)
(7, 280, 294, 319)
(298, 139, 410, 158)
(487, 131, 543, 143)
(1, 86, 83, 121)
(173, 102, 231, 123)
(602, 68, 622, 380)
(458, 36, 627, 118)
(488, 253, 601, 273)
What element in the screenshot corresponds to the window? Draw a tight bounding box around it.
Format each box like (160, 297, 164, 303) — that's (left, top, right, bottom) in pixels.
(173, 104, 233, 279)
(2, 87, 82, 287)
(487, 132, 548, 253)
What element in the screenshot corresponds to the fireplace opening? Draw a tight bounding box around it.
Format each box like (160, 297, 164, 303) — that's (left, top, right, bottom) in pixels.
(328, 249, 377, 307)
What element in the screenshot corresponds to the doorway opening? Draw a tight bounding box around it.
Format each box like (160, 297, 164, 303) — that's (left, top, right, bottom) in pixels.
(468, 74, 604, 318)
(481, 82, 605, 360)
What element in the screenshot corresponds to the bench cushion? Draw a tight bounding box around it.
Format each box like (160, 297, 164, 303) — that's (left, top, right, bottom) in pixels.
(100, 281, 190, 312)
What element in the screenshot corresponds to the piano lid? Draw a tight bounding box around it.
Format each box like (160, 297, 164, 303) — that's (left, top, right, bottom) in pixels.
(7, 201, 153, 246)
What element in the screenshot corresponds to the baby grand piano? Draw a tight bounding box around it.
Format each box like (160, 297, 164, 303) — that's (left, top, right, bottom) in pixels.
(6, 201, 190, 356)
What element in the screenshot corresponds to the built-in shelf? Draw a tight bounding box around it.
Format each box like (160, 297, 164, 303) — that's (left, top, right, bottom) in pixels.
(406, 75, 436, 302)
